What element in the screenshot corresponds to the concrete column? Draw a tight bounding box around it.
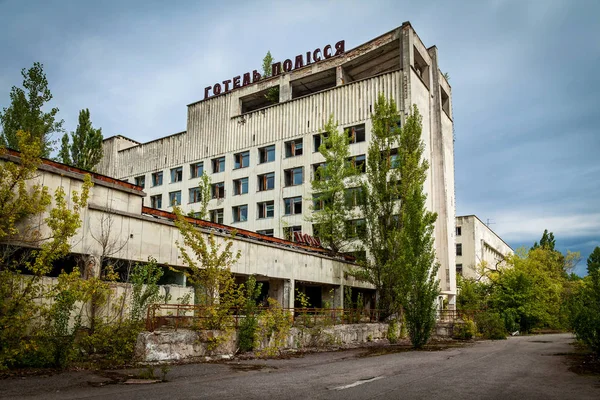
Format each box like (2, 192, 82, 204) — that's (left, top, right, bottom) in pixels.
(279, 75, 292, 102)
(283, 279, 295, 309)
(336, 65, 349, 86)
(334, 285, 344, 309)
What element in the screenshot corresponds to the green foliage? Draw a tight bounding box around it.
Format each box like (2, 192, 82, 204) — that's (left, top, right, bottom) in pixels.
(569, 247, 600, 355)
(255, 298, 293, 358)
(238, 276, 262, 352)
(531, 229, 556, 251)
(474, 312, 506, 340)
(262, 51, 279, 103)
(77, 319, 143, 365)
(173, 207, 243, 330)
(354, 93, 403, 318)
(58, 109, 103, 171)
(308, 115, 357, 253)
(395, 105, 439, 349)
(453, 319, 476, 340)
(0, 62, 63, 157)
(456, 276, 487, 312)
(387, 319, 399, 344)
(130, 257, 164, 322)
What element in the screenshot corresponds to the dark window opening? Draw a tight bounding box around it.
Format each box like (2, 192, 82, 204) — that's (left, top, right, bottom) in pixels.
(151, 171, 163, 186)
(345, 219, 366, 238)
(348, 154, 366, 173)
(257, 201, 275, 219)
(283, 225, 302, 241)
(441, 86, 450, 116)
(259, 145, 275, 164)
(211, 182, 225, 199)
(210, 209, 224, 224)
(456, 264, 463, 275)
(456, 243, 463, 256)
(240, 86, 280, 114)
(170, 167, 183, 183)
(258, 172, 275, 191)
(284, 196, 302, 215)
(291, 68, 337, 99)
(134, 175, 145, 189)
(150, 194, 162, 209)
(284, 167, 303, 186)
(189, 187, 202, 203)
(313, 132, 329, 152)
(212, 156, 225, 173)
(285, 139, 303, 157)
(456, 226, 462, 236)
(190, 162, 204, 178)
(347, 124, 366, 144)
(234, 151, 249, 169)
(312, 162, 327, 181)
(413, 46, 431, 89)
(257, 229, 274, 237)
(232, 205, 248, 223)
(233, 177, 248, 195)
(344, 187, 363, 208)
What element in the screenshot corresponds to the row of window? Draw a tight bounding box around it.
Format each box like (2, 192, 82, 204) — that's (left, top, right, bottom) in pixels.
(133, 124, 367, 189)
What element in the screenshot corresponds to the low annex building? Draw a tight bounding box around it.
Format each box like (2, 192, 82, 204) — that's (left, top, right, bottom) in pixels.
(98, 22, 457, 306)
(2, 149, 374, 309)
(455, 215, 514, 279)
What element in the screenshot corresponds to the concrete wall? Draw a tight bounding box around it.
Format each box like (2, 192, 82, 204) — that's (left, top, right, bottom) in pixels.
(455, 215, 513, 279)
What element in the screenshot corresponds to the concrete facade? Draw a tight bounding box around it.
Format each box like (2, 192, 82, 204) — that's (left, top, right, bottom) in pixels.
(97, 22, 456, 304)
(455, 215, 514, 280)
(2, 150, 372, 309)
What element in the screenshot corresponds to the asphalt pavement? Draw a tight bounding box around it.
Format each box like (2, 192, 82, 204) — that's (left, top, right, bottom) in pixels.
(1, 333, 598, 399)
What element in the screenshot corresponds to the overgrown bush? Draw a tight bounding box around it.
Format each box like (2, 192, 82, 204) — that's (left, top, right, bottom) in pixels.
(453, 319, 476, 340)
(77, 320, 143, 365)
(387, 319, 399, 344)
(237, 277, 262, 352)
(255, 298, 293, 357)
(475, 312, 506, 340)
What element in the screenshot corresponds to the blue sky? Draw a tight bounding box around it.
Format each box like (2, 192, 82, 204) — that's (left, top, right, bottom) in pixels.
(1, 0, 598, 275)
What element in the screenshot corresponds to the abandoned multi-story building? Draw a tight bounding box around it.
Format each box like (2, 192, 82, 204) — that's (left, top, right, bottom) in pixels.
(98, 22, 457, 307)
(455, 215, 514, 280)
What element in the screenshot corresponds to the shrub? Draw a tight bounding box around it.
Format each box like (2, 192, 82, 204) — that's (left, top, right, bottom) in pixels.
(453, 319, 476, 340)
(387, 319, 399, 344)
(475, 312, 506, 340)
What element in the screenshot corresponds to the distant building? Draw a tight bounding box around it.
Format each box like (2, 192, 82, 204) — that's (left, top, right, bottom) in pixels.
(455, 215, 513, 280)
(98, 22, 457, 306)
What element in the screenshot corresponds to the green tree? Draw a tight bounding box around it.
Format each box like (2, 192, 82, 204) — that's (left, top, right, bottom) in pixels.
(0, 63, 63, 157)
(130, 257, 165, 322)
(395, 105, 439, 348)
(531, 229, 556, 251)
(570, 247, 600, 355)
(262, 51, 279, 104)
(308, 115, 357, 253)
(354, 93, 403, 318)
(58, 108, 104, 171)
(173, 207, 243, 330)
(188, 172, 211, 220)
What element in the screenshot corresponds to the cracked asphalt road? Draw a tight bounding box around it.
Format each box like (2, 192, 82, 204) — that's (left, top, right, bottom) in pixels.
(1, 333, 598, 399)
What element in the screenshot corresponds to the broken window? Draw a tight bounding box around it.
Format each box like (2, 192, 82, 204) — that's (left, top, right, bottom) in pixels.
(240, 86, 279, 114)
(259, 145, 275, 164)
(134, 175, 145, 189)
(344, 187, 363, 208)
(413, 46, 431, 89)
(284, 167, 303, 186)
(284, 196, 302, 215)
(258, 172, 275, 191)
(234, 151, 250, 169)
(150, 194, 162, 209)
(189, 187, 202, 203)
(168, 191, 181, 206)
(456, 243, 463, 256)
(232, 205, 248, 223)
(170, 167, 183, 183)
(313, 132, 329, 152)
(312, 162, 327, 181)
(151, 171, 163, 187)
(456, 226, 462, 236)
(456, 264, 463, 275)
(345, 219, 366, 238)
(257, 229, 274, 237)
(212, 156, 225, 173)
(210, 209, 224, 224)
(283, 225, 302, 241)
(285, 138, 303, 158)
(346, 124, 366, 144)
(190, 162, 204, 178)
(348, 154, 366, 173)
(233, 177, 248, 195)
(441, 86, 450, 116)
(257, 201, 275, 219)
(211, 182, 225, 199)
